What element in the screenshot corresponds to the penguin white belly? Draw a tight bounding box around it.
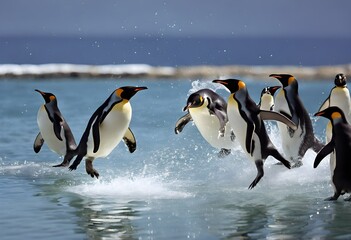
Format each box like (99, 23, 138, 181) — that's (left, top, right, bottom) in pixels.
(274, 92, 304, 161)
(227, 98, 261, 160)
(37, 106, 66, 155)
(87, 102, 132, 158)
(330, 88, 351, 123)
(189, 107, 233, 149)
(260, 95, 274, 111)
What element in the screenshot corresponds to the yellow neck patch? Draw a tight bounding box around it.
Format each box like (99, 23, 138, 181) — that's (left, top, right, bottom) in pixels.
(331, 112, 342, 120)
(199, 95, 203, 103)
(288, 76, 295, 85)
(238, 81, 246, 90)
(49, 96, 56, 101)
(115, 89, 123, 98)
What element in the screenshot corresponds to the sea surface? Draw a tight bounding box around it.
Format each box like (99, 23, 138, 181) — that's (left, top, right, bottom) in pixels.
(1, 36, 350, 66)
(1, 77, 351, 239)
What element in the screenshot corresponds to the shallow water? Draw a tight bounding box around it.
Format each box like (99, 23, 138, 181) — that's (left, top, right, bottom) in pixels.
(1, 78, 351, 239)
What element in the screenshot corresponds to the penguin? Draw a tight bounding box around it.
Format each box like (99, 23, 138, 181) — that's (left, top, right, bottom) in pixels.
(34, 89, 77, 167)
(175, 89, 235, 157)
(213, 79, 296, 189)
(314, 106, 351, 201)
(318, 73, 351, 181)
(68, 86, 147, 178)
(258, 86, 281, 111)
(318, 73, 351, 140)
(270, 74, 324, 167)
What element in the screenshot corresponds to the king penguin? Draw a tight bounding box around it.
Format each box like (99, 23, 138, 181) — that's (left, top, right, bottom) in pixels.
(270, 74, 324, 167)
(69, 86, 147, 178)
(318, 73, 351, 141)
(213, 79, 296, 189)
(175, 89, 235, 157)
(34, 89, 77, 167)
(318, 73, 351, 180)
(258, 86, 281, 111)
(314, 106, 351, 201)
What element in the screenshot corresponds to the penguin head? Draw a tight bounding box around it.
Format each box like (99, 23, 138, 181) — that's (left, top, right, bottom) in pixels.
(115, 86, 148, 100)
(35, 89, 57, 104)
(261, 86, 281, 97)
(183, 92, 205, 111)
(269, 74, 297, 88)
(212, 79, 246, 93)
(334, 73, 347, 87)
(314, 106, 346, 122)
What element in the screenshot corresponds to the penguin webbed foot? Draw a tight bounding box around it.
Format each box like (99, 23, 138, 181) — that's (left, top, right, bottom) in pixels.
(248, 160, 264, 190)
(324, 191, 341, 201)
(87, 169, 99, 179)
(68, 164, 77, 171)
(52, 162, 69, 168)
(218, 148, 231, 158)
(230, 131, 236, 141)
(218, 127, 225, 138)
(344, 195, 351, 201)
(85, 159, 99, 179)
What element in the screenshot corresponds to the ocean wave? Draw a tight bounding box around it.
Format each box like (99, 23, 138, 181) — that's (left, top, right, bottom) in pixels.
(67, 175, 193, 200)
(0, 63, 349, 79)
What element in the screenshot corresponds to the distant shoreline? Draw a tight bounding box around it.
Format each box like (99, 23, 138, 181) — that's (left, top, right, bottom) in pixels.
(0, 63, 350, 80)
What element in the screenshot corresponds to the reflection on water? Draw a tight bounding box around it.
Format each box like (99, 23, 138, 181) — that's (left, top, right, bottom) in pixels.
(71, 197, 145, 240)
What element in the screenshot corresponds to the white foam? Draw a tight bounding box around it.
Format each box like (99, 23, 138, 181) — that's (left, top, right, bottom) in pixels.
(188, 80, 229, 95)
(67, 176, 192, 200)
(0, 63, 176, 76)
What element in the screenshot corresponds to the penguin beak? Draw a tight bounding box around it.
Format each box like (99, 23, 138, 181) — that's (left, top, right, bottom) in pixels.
(212, 79, 228, 85)
(183, 103, 191, 111)
(35, 89, 45, 96)
(269, 74, 281, 79)
(270, 86, 281, 95)
(134, 86, 148, 92)
(314, 111, 324, 117)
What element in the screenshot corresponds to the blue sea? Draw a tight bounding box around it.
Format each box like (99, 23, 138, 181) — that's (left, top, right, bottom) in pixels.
(1, 36, 351, 66)
(1, 77, 351, 239)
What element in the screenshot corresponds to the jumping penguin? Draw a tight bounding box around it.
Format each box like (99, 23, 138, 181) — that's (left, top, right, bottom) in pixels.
(318, 73, 351, 180)
(314, 106, 351, 201)
(258, 86, 281, 111)
(34, 89, 77, 167)
(68, 86, 147, 178)
(213, 79, 296, 189)
(270, 74, 324, 167)
(175, 89, 235, 157)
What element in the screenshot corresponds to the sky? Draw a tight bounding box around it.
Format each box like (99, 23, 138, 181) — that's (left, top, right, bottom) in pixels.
(1, 0, 351, 38)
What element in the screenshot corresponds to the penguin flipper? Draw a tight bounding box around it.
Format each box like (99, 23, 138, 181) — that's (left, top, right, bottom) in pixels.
(318, 98, 330, 112)
(245, 121, 255, 154)
(211, 108, 227, 137)
(33, 132, 44, 153)
(53, 113, 63, 141)
(175, 113, 192, 134)
(314, 140, 334, 168)
(92, 118, 101, 153)
(260, 110, 297, 130)
(123, 128, 136, 153)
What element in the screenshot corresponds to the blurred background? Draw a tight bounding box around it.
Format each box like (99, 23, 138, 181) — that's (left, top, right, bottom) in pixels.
(0, 0, 350, 66)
